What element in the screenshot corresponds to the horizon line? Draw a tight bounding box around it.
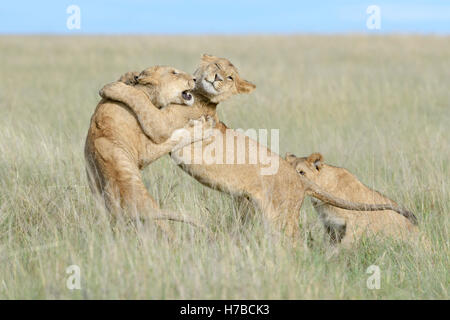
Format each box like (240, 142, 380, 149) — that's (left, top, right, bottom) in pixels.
(1, 31, 449, 36)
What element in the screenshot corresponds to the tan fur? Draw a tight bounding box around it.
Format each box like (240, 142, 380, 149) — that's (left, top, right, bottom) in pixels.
(171, 131, 306, 239)
(285, 153, 420, 247)
(84, 65, 213, 228)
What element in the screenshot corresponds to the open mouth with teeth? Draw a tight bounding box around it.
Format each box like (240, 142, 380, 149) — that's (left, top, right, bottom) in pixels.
(182, 90, 192, 101)
(180, 90, 194, 106)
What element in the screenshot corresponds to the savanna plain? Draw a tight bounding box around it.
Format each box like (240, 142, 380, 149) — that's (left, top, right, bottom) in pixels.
(0, 35, 448, 299)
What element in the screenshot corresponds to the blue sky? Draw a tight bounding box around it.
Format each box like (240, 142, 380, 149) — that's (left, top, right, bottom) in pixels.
(0, 0, 449, 34)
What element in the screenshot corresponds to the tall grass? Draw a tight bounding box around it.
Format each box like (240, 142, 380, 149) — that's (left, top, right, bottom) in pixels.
(0, 35, 448, 299)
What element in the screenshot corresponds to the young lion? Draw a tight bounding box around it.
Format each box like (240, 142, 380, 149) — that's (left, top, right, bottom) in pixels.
(85, 65, 214, 225)
(285, 152, 419, 247)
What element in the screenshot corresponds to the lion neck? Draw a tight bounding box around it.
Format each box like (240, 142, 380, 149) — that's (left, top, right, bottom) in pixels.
(193, 92, 218, 114)
(134, 84, 163, 108)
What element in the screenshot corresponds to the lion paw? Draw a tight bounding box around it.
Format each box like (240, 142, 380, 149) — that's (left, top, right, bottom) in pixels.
(99, 81, 128, 100)
(187, 116, 206, 128)
(202, 116, 216, 140)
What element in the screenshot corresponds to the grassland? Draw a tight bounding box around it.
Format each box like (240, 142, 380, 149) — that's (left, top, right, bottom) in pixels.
(0, 35, 448, 299)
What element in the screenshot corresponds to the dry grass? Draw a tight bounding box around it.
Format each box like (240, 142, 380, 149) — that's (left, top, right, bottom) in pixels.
(0, 35, 448, 299)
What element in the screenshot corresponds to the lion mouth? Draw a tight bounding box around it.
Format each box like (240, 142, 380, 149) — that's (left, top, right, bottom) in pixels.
(182, 90, 192, 101)
(181, 90, 194, 106)
(199, 78, 219, 95)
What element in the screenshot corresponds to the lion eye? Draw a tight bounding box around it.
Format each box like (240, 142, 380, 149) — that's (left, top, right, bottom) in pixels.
(298, 170, 306, 176)
(172, 70, 178, 75)
(227, 76, 233, 81)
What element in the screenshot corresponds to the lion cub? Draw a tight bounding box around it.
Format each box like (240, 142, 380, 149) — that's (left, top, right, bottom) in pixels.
(285, 153, 419, 247)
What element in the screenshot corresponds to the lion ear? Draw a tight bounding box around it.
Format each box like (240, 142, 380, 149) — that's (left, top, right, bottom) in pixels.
(236, 78, 256, 94)
(137, 70, 159, 86)
(201, 53, 218, 63)
(285, 152, 297, 164)
(307, 153, 324, 170)
(118, 71, 140, 85)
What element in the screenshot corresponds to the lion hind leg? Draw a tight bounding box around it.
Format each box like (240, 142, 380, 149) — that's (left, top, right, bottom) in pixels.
(87, 138, 173, 237)
(107, 148, 176, 237)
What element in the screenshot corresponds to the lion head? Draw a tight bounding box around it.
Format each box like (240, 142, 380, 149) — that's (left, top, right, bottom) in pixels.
(285, 152, 324, 184)
(134, 66, 196, 108)
(193, 54, 256, 103)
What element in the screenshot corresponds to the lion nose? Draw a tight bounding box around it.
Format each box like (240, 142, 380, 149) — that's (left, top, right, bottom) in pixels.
(214, 73, 223, 82)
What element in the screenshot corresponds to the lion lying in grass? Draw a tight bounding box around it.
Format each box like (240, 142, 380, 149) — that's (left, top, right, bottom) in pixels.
(85, 65, 213, 227)
(285, 152, 420, 247)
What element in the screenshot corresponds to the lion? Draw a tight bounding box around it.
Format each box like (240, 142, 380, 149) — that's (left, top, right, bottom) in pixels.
(100, 54, 408, 243)
(285, 152, 420, 247)
(84, 65, 214, 227)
